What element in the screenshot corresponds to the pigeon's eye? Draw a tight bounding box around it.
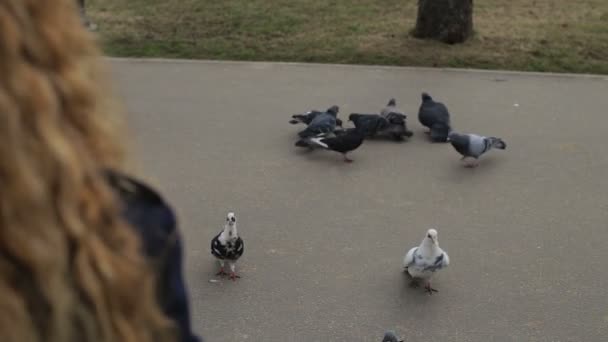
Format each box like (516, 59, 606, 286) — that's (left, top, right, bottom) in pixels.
(427, 234, 432, 238)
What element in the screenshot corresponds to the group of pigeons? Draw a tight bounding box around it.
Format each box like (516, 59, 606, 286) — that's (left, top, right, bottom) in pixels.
(208, 93, 506, 341)
(289, 92, 507, 167)
(209, 212, 448, 341)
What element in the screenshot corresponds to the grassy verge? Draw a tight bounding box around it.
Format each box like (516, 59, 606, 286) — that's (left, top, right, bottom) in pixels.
(90, 0, 608, 74)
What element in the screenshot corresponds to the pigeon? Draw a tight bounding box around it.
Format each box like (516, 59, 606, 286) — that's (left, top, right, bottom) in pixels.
(380, 98, 410, 128)
(290, 109, 343, 128)
(382, 331, 403, 342)
(403, 229, 449, 295)
(295, 105, 342, 139)
(348, 114, 389, 136)
(380, 98, 399, 117)
(290, 110, 323, 125)
(211, 212, 244, 281)
(306, 126, 366, 162)
(418, 93, 452, 142)
(348, 113, 412, 141)
(345, 99, 413, 141)
(448, 132, 507, 167)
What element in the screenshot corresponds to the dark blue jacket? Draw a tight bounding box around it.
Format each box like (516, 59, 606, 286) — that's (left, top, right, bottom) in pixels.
(106, 170, 201, 342)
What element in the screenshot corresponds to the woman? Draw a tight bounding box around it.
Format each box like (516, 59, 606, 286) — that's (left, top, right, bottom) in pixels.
(0, 1, 199, 341)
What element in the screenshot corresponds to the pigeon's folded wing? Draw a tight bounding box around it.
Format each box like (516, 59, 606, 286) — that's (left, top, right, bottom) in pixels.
(403, 247, 418, 269)
(440, 251, 450, 268)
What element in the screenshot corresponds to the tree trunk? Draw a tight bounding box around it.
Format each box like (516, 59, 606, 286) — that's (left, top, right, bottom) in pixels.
(414, 0, 473, 44)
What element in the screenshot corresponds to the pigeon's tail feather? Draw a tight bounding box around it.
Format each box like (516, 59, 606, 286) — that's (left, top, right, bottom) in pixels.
(348, 113, 364, 122)
(382, 331, 402, 342)
(290, 114, 307, 125)
(489, 137, 506, 150)
(295, 139, 311, 148)
(298, 128, 316, 139)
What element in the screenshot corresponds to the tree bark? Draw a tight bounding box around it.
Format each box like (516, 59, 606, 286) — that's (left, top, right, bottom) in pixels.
(414, 0, 473, 44)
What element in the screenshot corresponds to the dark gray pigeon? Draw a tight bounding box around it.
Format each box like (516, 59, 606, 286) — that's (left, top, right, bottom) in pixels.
(418, 93, 452, 142)
(380, 98, 402, 118)
(348, 99, 412, 141)
(448, 132, 506, 167)
(348, 114, 389, 136)
(380, 98, 413, 139)
(382, 331, 403, 342)
(348, 113, 412, 141)
(296, 105, 341, 139)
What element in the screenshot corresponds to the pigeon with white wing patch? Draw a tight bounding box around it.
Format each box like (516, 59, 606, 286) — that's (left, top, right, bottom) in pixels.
(211, 212, 244, 281)
(403, 229, 450, 295)
(448, 132, 506, 167)
(306, 126, 366, 162)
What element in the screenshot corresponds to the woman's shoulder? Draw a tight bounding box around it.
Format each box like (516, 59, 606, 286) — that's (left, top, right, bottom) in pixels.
(104, 169, 178, 257)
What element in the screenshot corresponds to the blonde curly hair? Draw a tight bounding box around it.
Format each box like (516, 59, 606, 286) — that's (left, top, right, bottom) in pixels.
(0, 1, 175, 341)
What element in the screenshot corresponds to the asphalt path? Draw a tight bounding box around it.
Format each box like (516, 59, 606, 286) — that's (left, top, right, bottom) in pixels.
(110, 59, 608, 342)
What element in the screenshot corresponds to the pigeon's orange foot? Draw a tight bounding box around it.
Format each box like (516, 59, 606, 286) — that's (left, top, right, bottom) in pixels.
(424, 283, 438, 295)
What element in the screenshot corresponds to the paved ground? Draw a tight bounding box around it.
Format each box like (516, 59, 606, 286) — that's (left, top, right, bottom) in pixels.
(109, 59, 608, 342)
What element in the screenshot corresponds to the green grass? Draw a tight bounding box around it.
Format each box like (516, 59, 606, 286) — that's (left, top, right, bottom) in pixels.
(90, 0, 608, 74)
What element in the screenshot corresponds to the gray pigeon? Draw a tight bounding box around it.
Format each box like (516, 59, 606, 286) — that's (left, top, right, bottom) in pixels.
(296, 105, 341, 138)
(403, 228, 450, 295)
(418, 93, 452, 142)
(290, 110, 323, 125)
(290, 109, 343, 128)
(448, 132, 506, 167)
(382, 331, 403, 342)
